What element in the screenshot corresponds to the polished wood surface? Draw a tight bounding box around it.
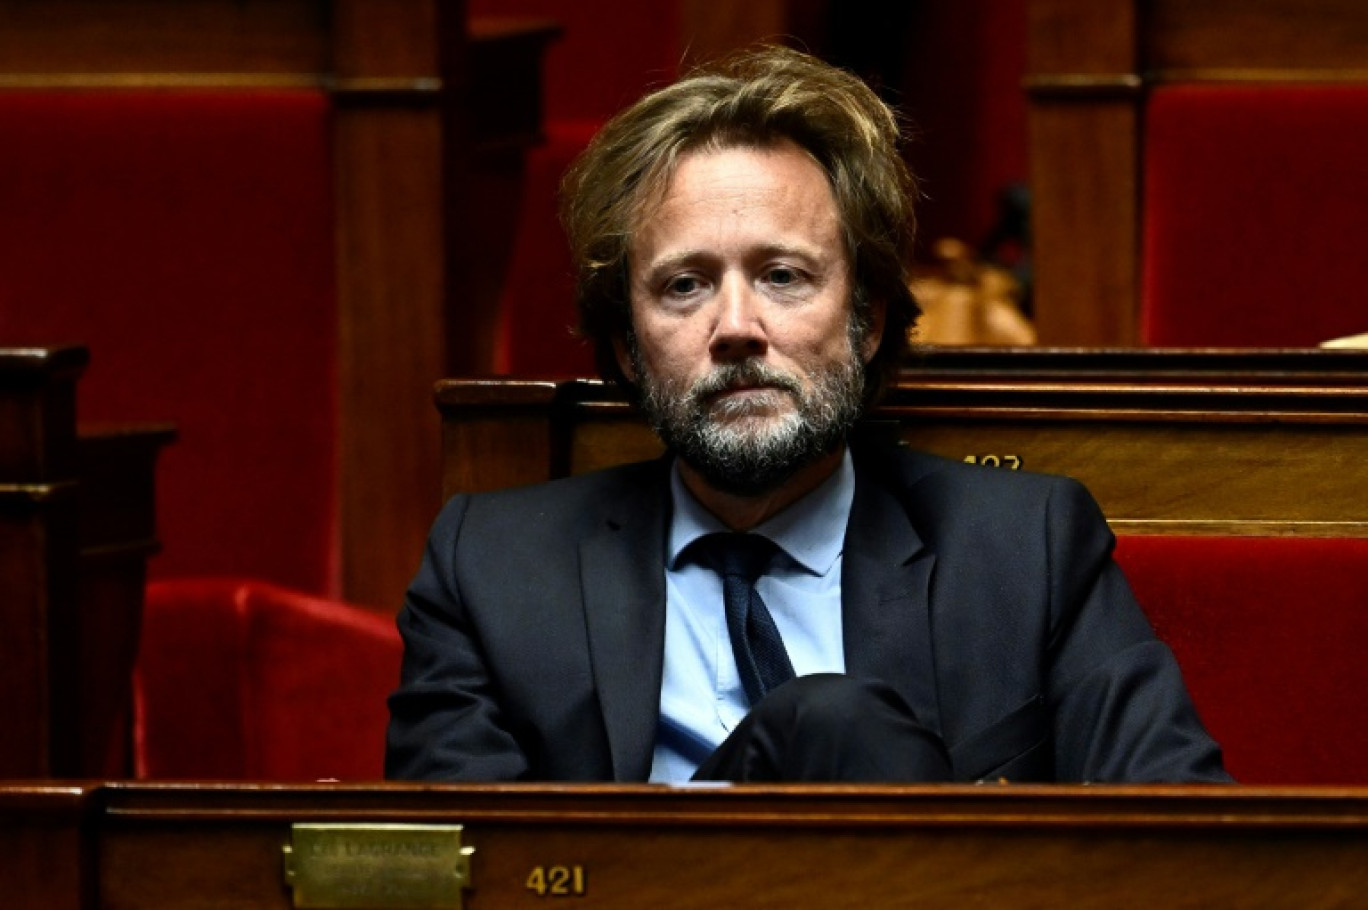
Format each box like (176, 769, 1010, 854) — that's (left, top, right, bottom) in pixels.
(0, 0, 330, 76)
(1026, 0, 1368, 345)
(437, 350, 1368, 536)
(0, 347, 87, 778)
(3, 782, 1368, 908)
(0, 347, 172, 778)
(68, 424, 176, 778)
(0, 784, 93, 910)
(332, 0, 452, 610)
(1027, 97, 1140, 344)
(1146, 0, 1368, 79)
(1026, 0, 1141, 346)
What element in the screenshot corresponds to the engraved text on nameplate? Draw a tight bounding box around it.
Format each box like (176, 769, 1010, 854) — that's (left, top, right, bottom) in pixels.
(282, 823, 474, 909)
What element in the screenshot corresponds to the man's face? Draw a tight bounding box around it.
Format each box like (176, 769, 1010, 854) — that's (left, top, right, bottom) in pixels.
(619, 141, 884, 495)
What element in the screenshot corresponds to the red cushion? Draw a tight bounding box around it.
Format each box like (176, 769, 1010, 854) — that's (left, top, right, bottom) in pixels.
(135, 578, 401, 780)
(0, 90, 337, 593)
(1142, 85, 1368, 347)
(1114, 535, 1368, 784)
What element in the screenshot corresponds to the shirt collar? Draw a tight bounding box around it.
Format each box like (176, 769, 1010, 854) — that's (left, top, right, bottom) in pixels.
(667, 448, 855, 576)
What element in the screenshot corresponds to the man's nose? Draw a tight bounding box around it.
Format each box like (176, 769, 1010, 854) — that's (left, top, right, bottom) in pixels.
(709, 279, 768, 361)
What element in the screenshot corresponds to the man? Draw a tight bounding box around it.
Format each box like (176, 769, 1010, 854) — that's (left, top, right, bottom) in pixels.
(386, 47, 1229, 784)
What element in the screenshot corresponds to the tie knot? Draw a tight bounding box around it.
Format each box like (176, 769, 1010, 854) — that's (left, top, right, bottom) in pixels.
(694, 532, 777, 585)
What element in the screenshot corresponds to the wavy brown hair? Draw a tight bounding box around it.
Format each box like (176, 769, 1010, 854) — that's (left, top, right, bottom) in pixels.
(559, 45, 920, 402)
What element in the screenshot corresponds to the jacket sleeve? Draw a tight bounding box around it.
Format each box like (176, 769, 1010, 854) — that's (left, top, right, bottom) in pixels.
(1043, 477, 1232, 782)
(385, 495, 531, 781)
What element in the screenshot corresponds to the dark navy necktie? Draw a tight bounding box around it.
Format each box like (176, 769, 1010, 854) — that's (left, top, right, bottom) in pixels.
(697, 533, 796, 705)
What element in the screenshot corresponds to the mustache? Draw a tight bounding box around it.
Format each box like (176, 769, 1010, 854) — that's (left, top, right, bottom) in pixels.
(687, 360, 803, 403)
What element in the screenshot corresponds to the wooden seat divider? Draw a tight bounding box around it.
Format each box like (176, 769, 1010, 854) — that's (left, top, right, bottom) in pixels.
(0, 346, 173, 778)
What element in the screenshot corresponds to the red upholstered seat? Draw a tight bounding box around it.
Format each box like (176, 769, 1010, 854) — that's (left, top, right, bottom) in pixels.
(1142, 85, 1368, 347)
(1114, 535, 1368, 785)
(134, 578, 400, 781)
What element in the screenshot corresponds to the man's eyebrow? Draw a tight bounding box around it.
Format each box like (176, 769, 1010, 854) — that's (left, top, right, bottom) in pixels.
(641, 243, 829, 275)
(749, 242, 827, 263)
(640, 250, 712, 274)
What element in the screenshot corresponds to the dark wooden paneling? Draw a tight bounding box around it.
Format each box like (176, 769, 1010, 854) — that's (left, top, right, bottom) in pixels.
(1147, 0, 1368, 78)
(0, 785, 93, 910)
(1027, 99, 1140, 345)
(1026, 0, 1141, 346)
(438, 380, 557, 497)
(1026, 0, 1136, 76)
(0, 348, 85, 778)
(0, 347, 84, 482)
(6, 782, 1367, 909)
(0, 0, 329, 75)
(437, 352, 1368, 536)
(67, 425, 176, 778)
(0, 349, 172, 778)
(334, 104, 449, 609)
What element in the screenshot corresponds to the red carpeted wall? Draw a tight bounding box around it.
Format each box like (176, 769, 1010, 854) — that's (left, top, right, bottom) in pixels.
(1142, 85, 1368, 347)
(0, 90, 338, 594)
(1114, 534, 1368, 784)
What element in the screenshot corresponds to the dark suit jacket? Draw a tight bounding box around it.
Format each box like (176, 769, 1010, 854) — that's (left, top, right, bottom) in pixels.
(386, 443, 1229, 783)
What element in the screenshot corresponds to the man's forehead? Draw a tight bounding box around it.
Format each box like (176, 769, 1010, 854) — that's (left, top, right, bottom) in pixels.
(628, 142, 846, 263)
(631, 138, 836, 230)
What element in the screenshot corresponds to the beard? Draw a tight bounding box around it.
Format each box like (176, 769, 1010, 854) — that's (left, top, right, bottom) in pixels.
(631, 328, 867, 497)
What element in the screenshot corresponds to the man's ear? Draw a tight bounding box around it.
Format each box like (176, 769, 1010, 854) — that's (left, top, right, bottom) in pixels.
(612, 333, 637, 382)
(860, 298, 888, 363)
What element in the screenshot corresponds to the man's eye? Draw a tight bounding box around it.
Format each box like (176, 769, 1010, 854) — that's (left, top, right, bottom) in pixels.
(767, 267, 801, 286)
(665, 275, 702, 295)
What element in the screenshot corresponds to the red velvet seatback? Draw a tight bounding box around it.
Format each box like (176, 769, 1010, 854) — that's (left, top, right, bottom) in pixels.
(0, 90, 338, 593)
(1142, 85, 1368, 346)
(135, 578, 400, 780)
(1114, 535, 1368, 784)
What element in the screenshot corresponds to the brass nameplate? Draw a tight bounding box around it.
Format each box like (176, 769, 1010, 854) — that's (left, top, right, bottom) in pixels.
(283, 823, 474, 909)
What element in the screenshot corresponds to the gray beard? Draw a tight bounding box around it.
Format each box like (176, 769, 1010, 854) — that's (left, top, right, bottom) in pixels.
(632, 341, 866, 497)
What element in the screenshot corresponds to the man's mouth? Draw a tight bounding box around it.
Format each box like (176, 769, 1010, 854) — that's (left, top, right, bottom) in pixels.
(704, 384, 793, 416)
(690, 362, 803, 413)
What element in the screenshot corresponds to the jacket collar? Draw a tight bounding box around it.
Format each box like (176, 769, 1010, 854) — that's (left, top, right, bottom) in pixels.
(841, 447, 942, 737)
(579, 460, 671, 780)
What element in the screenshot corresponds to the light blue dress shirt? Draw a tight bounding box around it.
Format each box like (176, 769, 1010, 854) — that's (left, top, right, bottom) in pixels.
(648, 450, 855, 782)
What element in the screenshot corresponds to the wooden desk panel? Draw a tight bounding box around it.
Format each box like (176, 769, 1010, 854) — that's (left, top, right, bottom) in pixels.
(4, 782, 1366, 909)
(437, 352, 1368, 536)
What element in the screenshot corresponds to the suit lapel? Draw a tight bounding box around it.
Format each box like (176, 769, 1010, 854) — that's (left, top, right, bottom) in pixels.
(580, 467, 669, 781)
(841, 461, 942, 737)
